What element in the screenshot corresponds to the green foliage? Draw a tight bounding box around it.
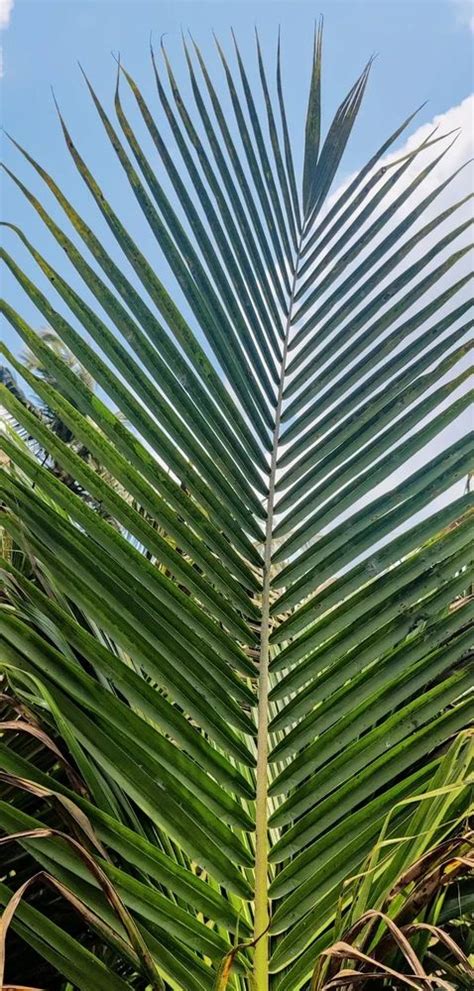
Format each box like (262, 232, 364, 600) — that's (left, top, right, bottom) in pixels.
(0, 25, 472, 991)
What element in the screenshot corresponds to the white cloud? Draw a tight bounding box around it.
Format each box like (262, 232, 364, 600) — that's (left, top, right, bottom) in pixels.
(292, 94, 473, 406)
(284, 95, 473, 549)
(451, 0, 474, 32)
(383, 94, 473, 192)
(0, 0, 14, 77)
(363, 96, 473, 515)
(0, 0, 13, 30)
(325, 94, 473, 223)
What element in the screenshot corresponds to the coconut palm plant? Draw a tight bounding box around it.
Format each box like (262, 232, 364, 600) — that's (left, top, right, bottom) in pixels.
(0, 22, 473, 991)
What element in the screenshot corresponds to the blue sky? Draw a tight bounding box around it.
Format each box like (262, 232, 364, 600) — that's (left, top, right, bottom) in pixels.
(1, 0, 473, 140)
(2, 2, 473, 184)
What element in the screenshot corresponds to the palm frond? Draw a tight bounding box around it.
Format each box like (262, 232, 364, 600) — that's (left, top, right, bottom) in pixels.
(1, 24, 472, 991)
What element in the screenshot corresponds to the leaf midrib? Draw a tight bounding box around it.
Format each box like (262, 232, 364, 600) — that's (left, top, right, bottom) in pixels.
(253, 233, 305, 985)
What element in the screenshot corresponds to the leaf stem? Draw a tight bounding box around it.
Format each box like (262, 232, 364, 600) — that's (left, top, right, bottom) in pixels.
(253, 239, 303, 987)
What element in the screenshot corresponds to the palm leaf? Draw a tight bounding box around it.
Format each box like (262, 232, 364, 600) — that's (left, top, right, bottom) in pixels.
(1, 24, 472, 991)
